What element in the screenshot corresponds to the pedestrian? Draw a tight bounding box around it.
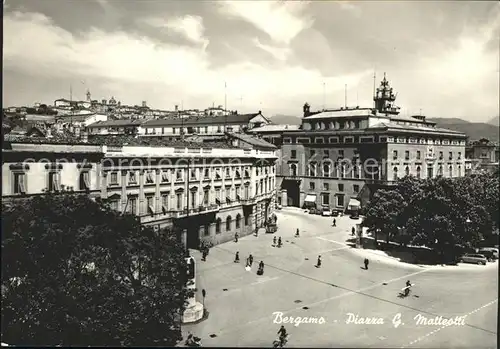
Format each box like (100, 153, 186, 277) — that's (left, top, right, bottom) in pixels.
(259, 261, 264, 270)
(257, 261, 264, 275)
(234, 232, 239, 243)
(249, 254, 254, 266)
(234, 251, 240, 263)
(295, 228, 300, 237)
(245, 257, 250, 268)
(273, 236, 277, 246)
(316, 255, 322, 268)
(364, 258, 369, 270)
(202, 250, 207, 261)
(333, 218, 336, 227)
(205, 246, 210, 256)
(278, 237, 282, 247)
(352, 227, 356, 236)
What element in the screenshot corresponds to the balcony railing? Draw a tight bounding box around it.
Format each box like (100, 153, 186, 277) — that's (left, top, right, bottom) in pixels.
(171, 204, 220, 218)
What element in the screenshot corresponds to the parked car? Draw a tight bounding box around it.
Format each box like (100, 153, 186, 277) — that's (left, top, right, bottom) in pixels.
(276, 204, 282, 210)
(478, 248, 498, 261)
(459, 253, 488, 265)
(308, 208, 317, 215)
(321, 207, 332, 216)
(350, 211, 360, 219)
(331, 210, 340, 217)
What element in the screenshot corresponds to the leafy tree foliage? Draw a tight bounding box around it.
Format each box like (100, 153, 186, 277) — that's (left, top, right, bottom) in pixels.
(363, 173, 499, 259)
(363, 189, 404, 245)
(2, 194, 191, 346)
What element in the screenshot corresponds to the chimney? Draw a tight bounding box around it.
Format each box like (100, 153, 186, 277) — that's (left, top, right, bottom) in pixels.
(175, 105, 179, 112)
(142, 101, 147, 107)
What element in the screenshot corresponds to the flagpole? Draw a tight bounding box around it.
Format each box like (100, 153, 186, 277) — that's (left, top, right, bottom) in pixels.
(224, 82, 227, 133)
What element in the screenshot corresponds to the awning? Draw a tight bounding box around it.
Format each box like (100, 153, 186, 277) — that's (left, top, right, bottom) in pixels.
(304, 195, 317, 203)
(348, 198, 361, 208)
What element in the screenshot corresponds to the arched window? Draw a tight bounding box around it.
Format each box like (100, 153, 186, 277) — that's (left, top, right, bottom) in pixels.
(226, 216, 232, 231)
(405, 166, 410, 177)
(290, 164, 297, 177)
(448, 165, 453, 177)
(416, 166, 421, 179)
(236, 214, 241, 229)
(393, 167, 398, 180)
(204, 224, 210, 236)
(323, 163, 330, 177)
(438, 165, 443, 177)
(215, 218, 221, 234)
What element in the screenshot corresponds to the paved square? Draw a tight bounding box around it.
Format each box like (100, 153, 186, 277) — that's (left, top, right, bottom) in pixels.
(183, 208, 498, 348)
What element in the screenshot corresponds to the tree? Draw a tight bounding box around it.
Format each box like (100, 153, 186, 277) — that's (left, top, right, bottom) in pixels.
(2, 194, 191, 346)
(362, 189, 404, 247)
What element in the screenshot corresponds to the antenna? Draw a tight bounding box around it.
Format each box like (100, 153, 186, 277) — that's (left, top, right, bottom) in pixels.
(373, 71, 376, 108)
(323, 82, 326, 110)
(70, 84, 73, 102)
(356, 89, 359, 107)
(344, 84, 347, 108)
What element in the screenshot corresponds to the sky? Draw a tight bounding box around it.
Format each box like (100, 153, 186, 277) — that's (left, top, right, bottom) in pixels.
(3, 0, 499, 122)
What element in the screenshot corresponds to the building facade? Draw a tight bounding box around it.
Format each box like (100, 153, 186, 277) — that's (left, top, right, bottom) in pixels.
(465, 138, 499, 174)
(252, 75, 468, 211)
(2, 136, 277, 249)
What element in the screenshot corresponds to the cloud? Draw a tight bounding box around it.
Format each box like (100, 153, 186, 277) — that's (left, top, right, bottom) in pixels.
(217, 0, 313, 45)
(3, 10, 365, 114)
(252, 38, 290, 61)
(142, 15, 209, 48)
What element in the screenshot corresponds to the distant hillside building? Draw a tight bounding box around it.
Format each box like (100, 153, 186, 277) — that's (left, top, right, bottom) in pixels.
(465, 138, 499, 174)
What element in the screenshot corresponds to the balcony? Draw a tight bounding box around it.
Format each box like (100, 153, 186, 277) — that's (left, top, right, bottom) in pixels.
(171, 204, 220, 218)
(240, 197, 255, 206)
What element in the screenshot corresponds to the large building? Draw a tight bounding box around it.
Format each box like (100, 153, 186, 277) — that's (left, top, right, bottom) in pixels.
(2, 133, 277, 249)
(252, 74, 468, 211)
(86, 111, 270, 137)
(465, 138, 499, 174)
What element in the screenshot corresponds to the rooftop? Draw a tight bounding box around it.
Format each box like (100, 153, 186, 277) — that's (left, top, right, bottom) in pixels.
(229, 133, 277, 150)
(368, 121, 466, 136)
(87, 119, 144, 127)
(251, 124, 300, 132)
(303, 108, 376, 119)
(142, 112, 263, 127)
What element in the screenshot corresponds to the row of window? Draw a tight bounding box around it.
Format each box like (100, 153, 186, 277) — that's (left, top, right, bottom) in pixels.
(392, 164, 461, 180)
(145, 125, 238, 135)
(308, 182, 359, 193)
(283, 136, 464, 145)
(302, 119, 361, 131)
(393, 150, 462, 161)
(108, 166, 275, 186)
(11, 170, 91, 195)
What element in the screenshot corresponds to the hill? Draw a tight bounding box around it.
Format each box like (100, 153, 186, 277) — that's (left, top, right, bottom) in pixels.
(269, 114, 302, 125)
(487, 116, 499, 126)
(427, 118, 499, 142)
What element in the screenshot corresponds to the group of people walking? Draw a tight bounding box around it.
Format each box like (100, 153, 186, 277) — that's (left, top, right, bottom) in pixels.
(234, 251, 265, 275)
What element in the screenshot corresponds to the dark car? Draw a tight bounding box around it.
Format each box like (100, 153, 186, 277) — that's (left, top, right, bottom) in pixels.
(331, 210, 340, 217)
(478, 249, 498, 262)
(350, 212, 360, 219)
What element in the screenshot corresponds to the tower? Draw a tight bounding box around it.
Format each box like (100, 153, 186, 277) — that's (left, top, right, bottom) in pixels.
(303, 103, 311, 117)
(86, 89, 91, 102)
(373, 73, 400, 115)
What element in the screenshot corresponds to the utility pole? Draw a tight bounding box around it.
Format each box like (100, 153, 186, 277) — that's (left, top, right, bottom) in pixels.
(373, 71, 377, 108)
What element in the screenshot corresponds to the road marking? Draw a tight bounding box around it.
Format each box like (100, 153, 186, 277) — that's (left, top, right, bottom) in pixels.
(316, 236, 345, 246)
(400, 299, 498, 348)
(212, 269, 430, 337)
